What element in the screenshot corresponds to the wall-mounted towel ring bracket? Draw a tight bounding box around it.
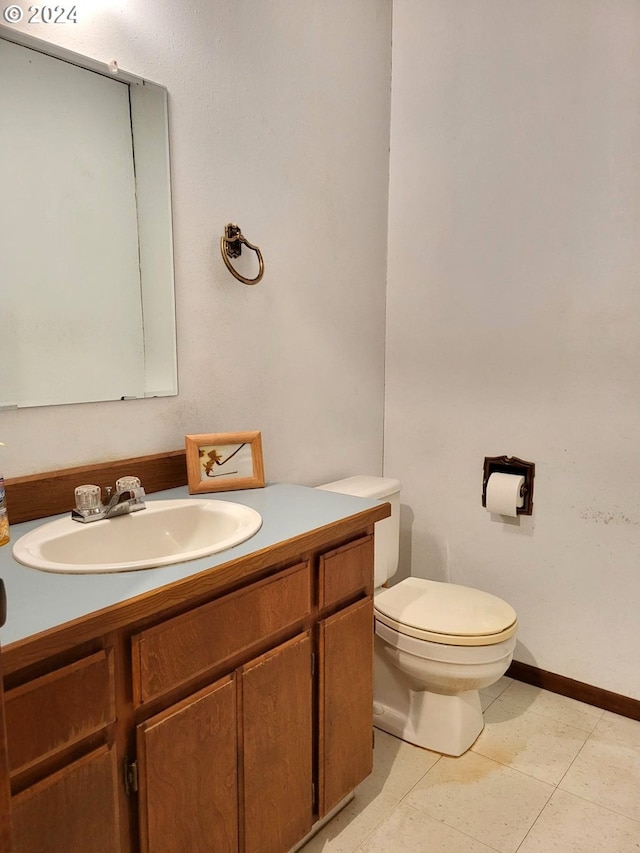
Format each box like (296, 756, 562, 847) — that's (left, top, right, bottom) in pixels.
(220, 223, 264, 285)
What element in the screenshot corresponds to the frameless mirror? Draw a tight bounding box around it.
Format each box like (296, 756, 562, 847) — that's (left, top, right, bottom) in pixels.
(0, 26, 178, 409)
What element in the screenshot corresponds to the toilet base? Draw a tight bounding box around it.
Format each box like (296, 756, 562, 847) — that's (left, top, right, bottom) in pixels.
(373, 689, 484, 756)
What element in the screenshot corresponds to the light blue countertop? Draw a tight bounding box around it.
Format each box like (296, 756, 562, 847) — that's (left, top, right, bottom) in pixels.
(0, 483, 383, 649)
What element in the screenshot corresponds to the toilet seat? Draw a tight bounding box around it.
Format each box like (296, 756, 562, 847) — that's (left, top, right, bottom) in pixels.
(375, 577, 517, 647)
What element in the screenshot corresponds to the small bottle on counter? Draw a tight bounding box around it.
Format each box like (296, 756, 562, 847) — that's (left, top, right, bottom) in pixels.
(0, 476, 9, 547)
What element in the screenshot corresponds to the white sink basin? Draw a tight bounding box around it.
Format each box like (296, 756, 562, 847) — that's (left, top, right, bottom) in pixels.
(12, 499, 263, 573)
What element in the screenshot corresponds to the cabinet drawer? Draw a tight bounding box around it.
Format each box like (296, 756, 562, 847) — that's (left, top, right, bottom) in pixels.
(319, 535, 374, 610)
(5, 649, 115, 776)
(132, 562, 311, 705)
(11, 744, 121, 853)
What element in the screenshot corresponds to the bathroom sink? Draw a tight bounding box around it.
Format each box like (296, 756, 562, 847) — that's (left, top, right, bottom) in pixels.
(12, 499, 263, 573)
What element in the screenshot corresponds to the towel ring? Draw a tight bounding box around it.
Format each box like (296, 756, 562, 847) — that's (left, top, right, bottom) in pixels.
(220, 223, 265, 285)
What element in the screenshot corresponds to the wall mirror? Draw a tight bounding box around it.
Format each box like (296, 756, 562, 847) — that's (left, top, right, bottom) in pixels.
(0, 26, 178, 409)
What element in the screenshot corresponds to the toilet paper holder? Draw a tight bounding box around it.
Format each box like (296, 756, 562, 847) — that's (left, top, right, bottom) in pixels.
(482, 455, 535, 515)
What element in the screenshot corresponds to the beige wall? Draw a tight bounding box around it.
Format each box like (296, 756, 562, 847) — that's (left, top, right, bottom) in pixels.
(386, 0, 640, 697)
(1, 1, 392, 485)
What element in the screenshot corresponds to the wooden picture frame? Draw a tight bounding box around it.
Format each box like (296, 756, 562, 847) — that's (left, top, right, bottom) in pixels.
(185, 432, 266, 494)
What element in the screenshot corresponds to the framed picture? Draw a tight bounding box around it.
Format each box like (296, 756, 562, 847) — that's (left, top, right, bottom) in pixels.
(185, 431, 266, 494)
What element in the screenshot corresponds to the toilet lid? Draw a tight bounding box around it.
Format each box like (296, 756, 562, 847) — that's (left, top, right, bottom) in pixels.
(374, 577, 517, 646)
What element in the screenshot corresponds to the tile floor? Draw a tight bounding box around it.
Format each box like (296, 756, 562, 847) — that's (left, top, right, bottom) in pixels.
(301, 678, 640, 852)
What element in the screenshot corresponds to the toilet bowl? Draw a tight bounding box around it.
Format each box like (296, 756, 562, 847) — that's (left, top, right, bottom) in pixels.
(316, 476, 518, 757)
(373, 578, 517, 754)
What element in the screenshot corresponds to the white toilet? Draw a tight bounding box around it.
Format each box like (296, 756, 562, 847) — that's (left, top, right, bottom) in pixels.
(317, 476, 518, 756)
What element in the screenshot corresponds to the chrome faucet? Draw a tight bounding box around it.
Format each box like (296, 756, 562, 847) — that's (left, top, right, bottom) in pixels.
(102, 485, 146, 518)
(72, 477, 146, 523)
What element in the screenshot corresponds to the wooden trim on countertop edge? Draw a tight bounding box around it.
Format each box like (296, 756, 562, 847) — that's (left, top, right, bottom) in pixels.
(507, 660, 640, 721)
(4, 450, 188, 524)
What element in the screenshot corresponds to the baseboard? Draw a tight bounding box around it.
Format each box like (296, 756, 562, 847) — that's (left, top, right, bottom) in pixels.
(507, 660, 640, 721)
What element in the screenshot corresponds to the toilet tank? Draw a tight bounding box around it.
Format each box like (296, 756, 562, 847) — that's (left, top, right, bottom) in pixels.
(316, 476, 401, 588)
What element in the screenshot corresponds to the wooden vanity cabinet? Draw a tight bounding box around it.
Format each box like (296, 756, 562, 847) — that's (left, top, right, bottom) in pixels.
(240, 632, 313, 853)
(11, 745, 121, 853)
(132, 563, 314, 853)
(4, 648, 120, 853)
(136, 674, 239, 853)
(317, 536, 375, 817)
(318, 597, 374, 817)
(1, 579, 13, 852)
(0, 680, 9, 853)
(2, 527, 379, 853)
(135, 631, 314, 853)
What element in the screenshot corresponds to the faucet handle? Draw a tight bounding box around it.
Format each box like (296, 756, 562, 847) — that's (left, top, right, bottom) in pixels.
(74, 484, 102, 513)
(115, 476, 141, 492)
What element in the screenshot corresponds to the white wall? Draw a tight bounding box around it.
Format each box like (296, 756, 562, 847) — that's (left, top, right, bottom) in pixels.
(1, 0, 392, 486)
(386, 0, 640, 698)
(4, 1, 638, 701)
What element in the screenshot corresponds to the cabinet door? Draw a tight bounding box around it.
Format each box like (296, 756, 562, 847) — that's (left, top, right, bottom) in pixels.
(0, 668, 9, 853)
(318, 597, 374, 816)
(136, 675, 238, 853)
(11, 744, 120, 853)
(240, 632, 313, 853)
(0, 580, 12, 852)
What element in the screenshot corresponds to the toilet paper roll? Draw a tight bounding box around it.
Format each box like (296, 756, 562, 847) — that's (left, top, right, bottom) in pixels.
(485, 472, 525, 517)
